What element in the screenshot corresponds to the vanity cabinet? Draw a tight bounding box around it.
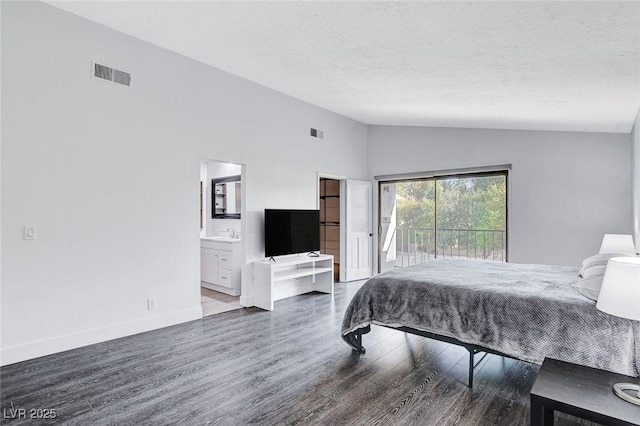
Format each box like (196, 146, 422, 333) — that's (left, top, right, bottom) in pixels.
(200, 238, 241, 296)
(200, 247, 219, 284)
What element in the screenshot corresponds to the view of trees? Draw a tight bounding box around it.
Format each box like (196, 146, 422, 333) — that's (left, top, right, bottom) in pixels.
(393, 174, 507, 263)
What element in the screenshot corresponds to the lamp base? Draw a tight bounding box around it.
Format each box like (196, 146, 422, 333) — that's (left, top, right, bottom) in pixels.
(613, 382, 640, 406)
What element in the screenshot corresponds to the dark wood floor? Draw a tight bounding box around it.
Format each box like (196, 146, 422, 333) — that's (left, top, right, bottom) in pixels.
(1, 280, 598, 425)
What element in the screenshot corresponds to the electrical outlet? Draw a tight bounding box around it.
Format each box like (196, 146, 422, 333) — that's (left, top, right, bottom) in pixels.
(147, 298, 156, 311)
(24, 225, 36, 240)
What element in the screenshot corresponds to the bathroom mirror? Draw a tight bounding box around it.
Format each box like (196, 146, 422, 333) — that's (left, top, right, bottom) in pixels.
(212, 175, 241, 219)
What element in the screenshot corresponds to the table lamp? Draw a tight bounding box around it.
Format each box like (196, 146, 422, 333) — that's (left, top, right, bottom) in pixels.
(599, 234, 636, 255)
(596, 256, 640, 405)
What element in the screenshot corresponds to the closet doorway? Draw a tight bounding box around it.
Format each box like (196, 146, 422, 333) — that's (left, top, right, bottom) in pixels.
(319, 176, 342, 282)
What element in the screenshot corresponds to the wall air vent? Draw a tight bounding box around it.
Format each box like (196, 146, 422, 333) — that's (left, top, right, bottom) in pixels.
(113, 69, 131, 86)
(93, 62, 131, 87)
(94, 63, 112, 81)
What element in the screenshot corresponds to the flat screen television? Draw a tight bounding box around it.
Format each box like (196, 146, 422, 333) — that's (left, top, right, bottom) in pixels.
(264, 209, 320, 258)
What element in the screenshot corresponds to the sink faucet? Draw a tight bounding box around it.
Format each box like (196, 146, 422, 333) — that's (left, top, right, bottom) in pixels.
(227, 228, 237, 238)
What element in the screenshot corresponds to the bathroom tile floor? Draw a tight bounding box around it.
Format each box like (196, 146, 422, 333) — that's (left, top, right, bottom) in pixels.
(201, 287, 243, 317)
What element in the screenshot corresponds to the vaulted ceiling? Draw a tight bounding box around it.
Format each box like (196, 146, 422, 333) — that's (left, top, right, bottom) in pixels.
(47, 1, 640, 133)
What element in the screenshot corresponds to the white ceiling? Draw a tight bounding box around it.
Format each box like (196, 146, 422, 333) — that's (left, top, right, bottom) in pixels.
(47, 1, 640, 133)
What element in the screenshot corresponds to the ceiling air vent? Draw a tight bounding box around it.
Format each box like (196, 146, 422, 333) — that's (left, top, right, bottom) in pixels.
(93, 62, 131, 87)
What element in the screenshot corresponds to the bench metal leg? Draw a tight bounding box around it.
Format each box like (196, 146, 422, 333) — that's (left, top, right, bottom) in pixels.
(466, 348, 489, 388)
(530, 395, 554, 426)
(468, 348, 474, 388)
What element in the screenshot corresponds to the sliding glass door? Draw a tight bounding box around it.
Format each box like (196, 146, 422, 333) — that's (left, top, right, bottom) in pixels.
(379, 171, 507, 272)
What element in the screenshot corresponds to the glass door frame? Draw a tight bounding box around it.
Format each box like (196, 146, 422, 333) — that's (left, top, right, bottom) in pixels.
(377, 170, 509, 273)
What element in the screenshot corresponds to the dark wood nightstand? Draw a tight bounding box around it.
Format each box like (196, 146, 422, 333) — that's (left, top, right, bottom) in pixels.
(530, 358, 640, 426)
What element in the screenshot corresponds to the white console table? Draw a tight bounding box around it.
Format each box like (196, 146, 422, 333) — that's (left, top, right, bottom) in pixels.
(253, 254, 334, 311)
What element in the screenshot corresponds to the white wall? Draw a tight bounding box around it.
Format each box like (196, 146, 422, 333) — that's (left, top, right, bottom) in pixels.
(367, 126, 632, 267)
(0, 2, 368, 365)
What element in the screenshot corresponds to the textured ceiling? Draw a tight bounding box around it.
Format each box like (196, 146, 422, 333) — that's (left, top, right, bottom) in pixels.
(46, 1, 640, 133)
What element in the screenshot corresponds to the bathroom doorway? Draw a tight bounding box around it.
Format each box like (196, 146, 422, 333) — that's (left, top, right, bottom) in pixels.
(200, 159, 245, 316)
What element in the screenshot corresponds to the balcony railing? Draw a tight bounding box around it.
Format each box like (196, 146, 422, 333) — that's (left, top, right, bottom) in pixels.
(395, 228, 506, 267)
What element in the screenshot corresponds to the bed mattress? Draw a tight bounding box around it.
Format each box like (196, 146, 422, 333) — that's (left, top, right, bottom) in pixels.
(341, 258, 639, 376)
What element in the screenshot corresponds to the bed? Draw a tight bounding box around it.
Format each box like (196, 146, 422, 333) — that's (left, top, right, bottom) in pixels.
(341, 258, 639, 387)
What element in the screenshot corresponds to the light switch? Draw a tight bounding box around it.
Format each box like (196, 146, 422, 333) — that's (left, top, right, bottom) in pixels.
(24, 225, 36, 240)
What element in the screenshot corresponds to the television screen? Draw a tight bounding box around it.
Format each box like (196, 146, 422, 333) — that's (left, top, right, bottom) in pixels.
(264, 209, 320, 257)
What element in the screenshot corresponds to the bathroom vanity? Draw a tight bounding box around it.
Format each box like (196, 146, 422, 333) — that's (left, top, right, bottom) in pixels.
(200, 237, 241, 296)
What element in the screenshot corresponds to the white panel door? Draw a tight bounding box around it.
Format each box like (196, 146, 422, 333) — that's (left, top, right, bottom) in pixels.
(342, 180, 373, 282)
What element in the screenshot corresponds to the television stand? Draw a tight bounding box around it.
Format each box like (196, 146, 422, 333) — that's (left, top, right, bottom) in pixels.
(253, 254, 334, 311)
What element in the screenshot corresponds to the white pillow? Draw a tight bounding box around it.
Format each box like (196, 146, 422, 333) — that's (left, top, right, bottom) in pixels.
(578, 253, 625, 278)
(580, 264, 607, 279)
(574, 275, 604, 301)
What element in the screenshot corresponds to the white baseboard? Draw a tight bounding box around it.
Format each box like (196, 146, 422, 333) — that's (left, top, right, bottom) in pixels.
(0, 306, 203, 366)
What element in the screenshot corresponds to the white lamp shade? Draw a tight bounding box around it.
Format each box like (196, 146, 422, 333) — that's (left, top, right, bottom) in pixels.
(598, 234, 636, 255)
(596, 257, 640, 321)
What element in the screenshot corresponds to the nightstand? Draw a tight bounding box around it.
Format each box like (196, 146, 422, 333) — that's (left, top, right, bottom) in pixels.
(530, 358, 640, 426)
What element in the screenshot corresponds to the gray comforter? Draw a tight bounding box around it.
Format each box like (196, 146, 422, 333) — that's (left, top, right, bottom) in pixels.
(342, 259, 639, 377)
